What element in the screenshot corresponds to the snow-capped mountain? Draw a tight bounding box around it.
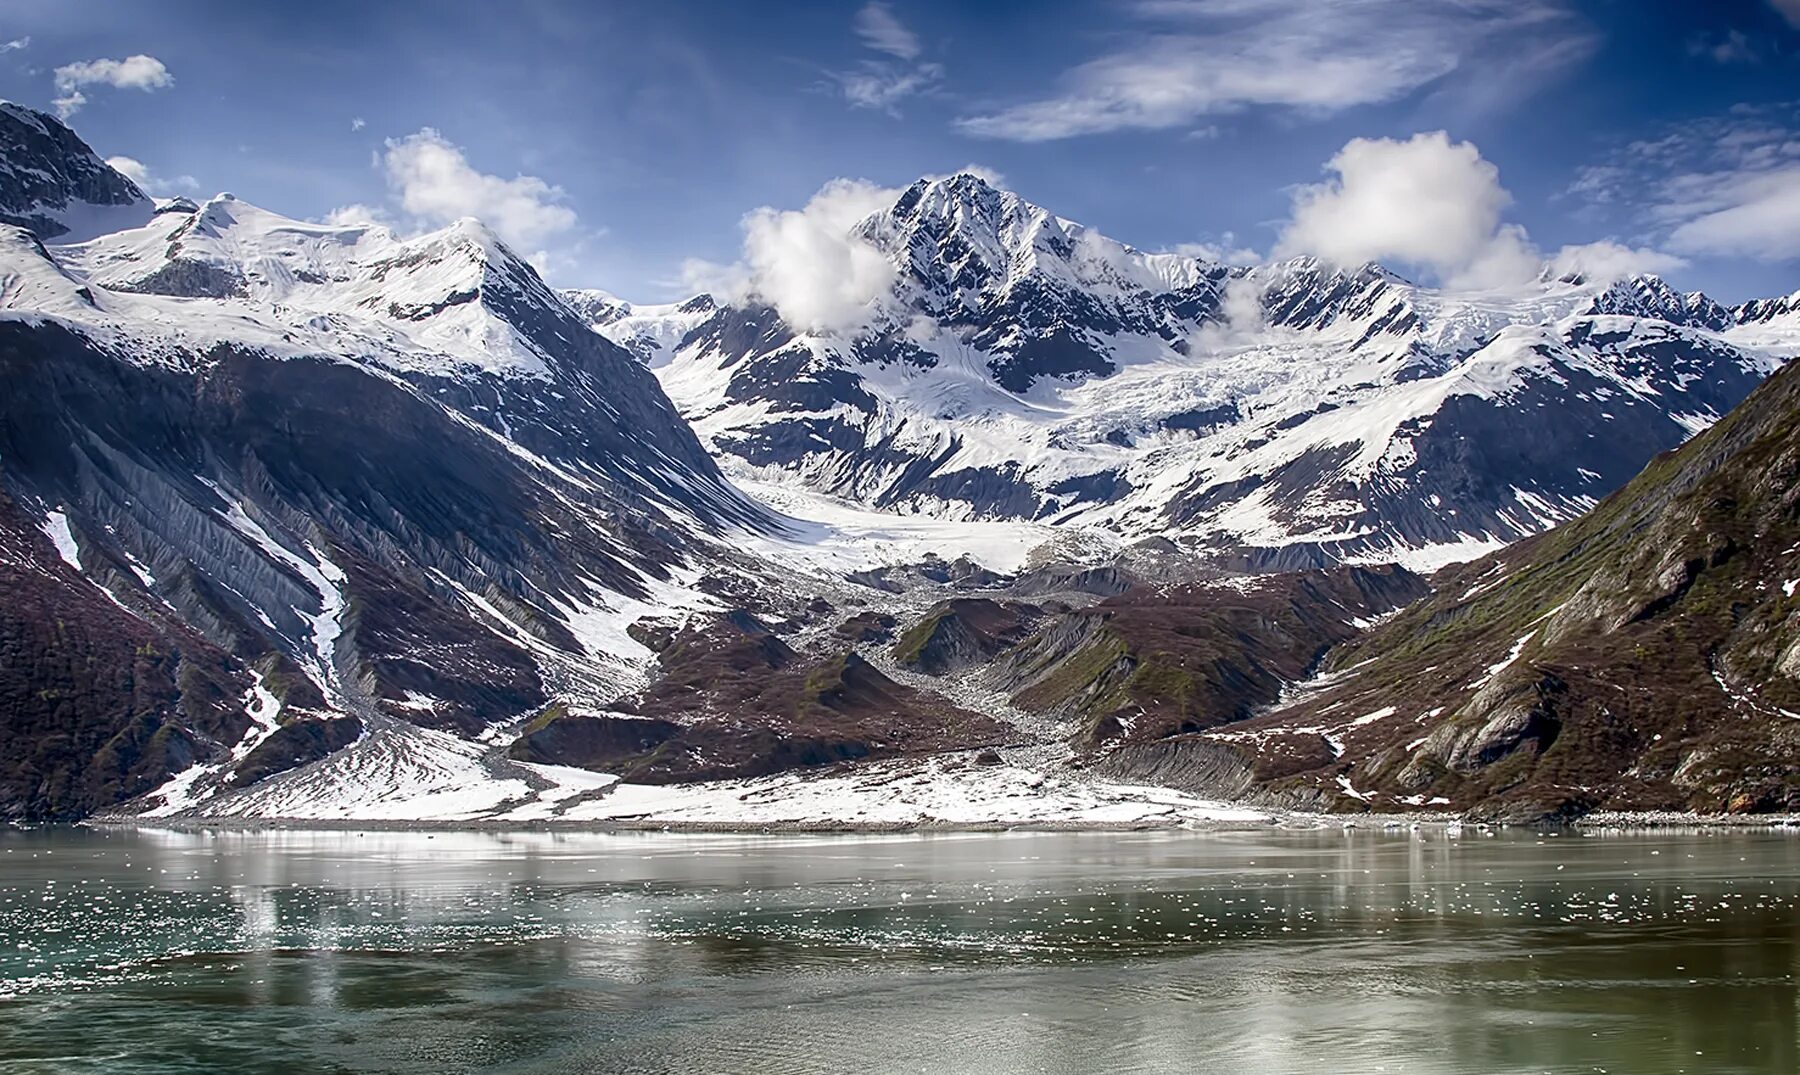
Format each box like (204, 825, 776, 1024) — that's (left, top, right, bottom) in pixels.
(559, 288, 718, 367)
(0, 101, 154, 241)
(6, 102, 1800, 826)
(0, 103, 783, 818)
(591, 173, 1790, 569)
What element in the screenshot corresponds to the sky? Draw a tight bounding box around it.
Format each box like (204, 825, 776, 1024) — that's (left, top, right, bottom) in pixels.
(2, 0, 1798, 303)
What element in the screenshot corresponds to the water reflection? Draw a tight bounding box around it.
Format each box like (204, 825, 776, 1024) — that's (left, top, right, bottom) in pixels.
(2, 827, 1798, 1072)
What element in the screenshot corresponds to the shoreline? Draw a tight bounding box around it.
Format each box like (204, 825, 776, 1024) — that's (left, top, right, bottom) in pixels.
(65, 810, 1800, 835)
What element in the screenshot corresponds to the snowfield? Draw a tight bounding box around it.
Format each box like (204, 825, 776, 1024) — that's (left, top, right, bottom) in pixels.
(125, 717, 1270, 828)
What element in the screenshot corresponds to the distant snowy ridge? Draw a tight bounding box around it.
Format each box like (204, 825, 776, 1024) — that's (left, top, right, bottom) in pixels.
(580, 172, 1792, 571)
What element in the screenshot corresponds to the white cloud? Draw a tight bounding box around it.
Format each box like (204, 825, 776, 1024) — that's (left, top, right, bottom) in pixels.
(1547, 240, 1686, 282)
(1772, 0, 1800, 28)
(1, 36, 28, 53)
(104, 154, 197, 196)
(318, 203, 394, 229)
(1277, 131, 1679, 289)
(694, 178, 899, 332)
(1688, 29, 1759, 65)
(350, 116, 366, 131)
(379, 128, 578, 252)
(1665, 165, 1800, 261)
(854, 2, 921, 60)
(956, 0, 1591, 141)
(1190, 275, 1265, 351)
(104, 155, 148, 186)
(1569, 104, 1800, 264)
(51, 54, 172, 117)
(1276, 132, 1532, 286)
(835, 63, 943, 111)
(834, 1, 939, 113)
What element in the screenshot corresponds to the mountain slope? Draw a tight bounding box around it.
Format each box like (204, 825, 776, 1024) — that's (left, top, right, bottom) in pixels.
(1155, 357, 1800, 820)
(598, 173, 1785, 570)
(0, 105, 787, 819)
(0, 101, 154, 241)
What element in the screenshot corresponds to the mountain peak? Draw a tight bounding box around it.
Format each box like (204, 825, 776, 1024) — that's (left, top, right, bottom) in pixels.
(0, 99, 153, 242)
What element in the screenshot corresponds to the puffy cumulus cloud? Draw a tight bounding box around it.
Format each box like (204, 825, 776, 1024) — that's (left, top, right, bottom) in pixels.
(379, 128, 578, 252)
(104, 154, 197, 196)
(956, 0, 1592, 142)
(1276, 132, 1533, 286)
(689, 178, 899, 333)
(52, 54, 172, 117)
(1278, 132, 1681, 289)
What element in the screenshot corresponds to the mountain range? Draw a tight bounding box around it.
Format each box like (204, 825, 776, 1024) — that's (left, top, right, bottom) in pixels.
(2, 101, 1797, 824)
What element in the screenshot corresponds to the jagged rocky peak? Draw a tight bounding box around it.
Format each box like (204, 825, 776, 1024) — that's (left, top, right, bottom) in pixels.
(1736, 287, 1800, 326)
(0, 101, 154, 243)
(1588, 273, 1733, 330)
(861, 171, 1221, 308)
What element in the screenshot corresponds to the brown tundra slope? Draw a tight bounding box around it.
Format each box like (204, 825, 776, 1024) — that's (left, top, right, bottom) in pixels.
(1127, 357, 1800, 821)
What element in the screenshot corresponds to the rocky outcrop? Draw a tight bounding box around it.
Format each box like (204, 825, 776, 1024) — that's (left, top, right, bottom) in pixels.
(509, 612, 1011, 783)
(1000, 566, 1429, 748)
(892, 598, 1036, 675)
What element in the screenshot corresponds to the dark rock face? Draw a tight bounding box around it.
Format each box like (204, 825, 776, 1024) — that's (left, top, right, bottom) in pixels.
(0, 488, 251, 820)
(509, 612, 1010, 783)
(0, 161, 770, 816)
(228, 717, 362, 789)
(1183, 359, 1800, 819)
(835, 611, 898, 643)
(0, 102, 151, 240)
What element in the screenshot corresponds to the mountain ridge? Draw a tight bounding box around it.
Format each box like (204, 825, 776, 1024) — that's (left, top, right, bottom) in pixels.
(2, 102, 1799, 825)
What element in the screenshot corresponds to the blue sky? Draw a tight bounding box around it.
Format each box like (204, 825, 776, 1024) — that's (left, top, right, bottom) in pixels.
(3, 0, 1798, 301)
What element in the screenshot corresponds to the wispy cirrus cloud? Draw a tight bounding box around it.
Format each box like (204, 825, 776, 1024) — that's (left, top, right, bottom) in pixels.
(1569, 103, 1800, 263)
(51, 54, 173, 118)
(830, 2, 942, 115)
(853, 2, 921, 60)
(955, 0, 1595, 142)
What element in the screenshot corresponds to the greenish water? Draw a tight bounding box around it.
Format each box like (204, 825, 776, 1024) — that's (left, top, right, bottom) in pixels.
(3, 827, 1799, 1073)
